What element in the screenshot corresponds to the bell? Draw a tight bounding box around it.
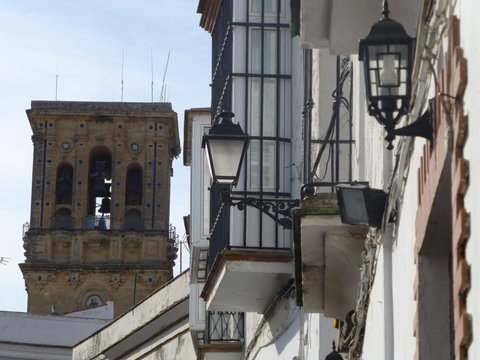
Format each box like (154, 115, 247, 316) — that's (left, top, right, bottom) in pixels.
(99, 197, 111, 214)
(92, 177, 111, 197)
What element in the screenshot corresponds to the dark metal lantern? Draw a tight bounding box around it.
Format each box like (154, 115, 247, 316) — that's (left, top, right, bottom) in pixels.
(202, 112, 249, 186)
(203, 112, 297, 230)
(358, 1, 431, 150)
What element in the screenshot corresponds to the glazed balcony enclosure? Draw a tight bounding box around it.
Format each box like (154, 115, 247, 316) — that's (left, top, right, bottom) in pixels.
(200, 112, 296, 314)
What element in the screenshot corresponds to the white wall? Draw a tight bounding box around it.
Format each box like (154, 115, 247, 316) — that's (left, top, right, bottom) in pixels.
(0, 311, 110, 360)
(245, 296, 335, 360)
(460, 1, 480, 359)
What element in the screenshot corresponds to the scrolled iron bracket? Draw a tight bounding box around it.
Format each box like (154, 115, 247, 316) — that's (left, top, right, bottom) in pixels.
(220, 191, 298, 229)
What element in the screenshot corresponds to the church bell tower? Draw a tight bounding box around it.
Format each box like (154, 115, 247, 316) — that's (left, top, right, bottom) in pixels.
(20, 101, 180, 316)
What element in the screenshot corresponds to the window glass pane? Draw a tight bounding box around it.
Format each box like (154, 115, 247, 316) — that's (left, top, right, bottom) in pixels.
(262, 78, 276, 136)
(262, 140, 276, 189)
(251, 30, 262, 73)
(251, 0, 278, 13)
(263, 30, 277, 74)
(249, 78, 276, 137)
(250, 140, 260, 188)
(250, 29, 277, 74)
(250, 78, 261, 136)
(250, 140, 276, 189)
(202, 152, 211, 237)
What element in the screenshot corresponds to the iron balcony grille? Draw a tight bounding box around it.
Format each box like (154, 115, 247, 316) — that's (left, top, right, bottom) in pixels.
(304, 55, 354, 192)
(85, 215, 111, 230)
(124, 216, 143, 231)
(207, 311, 245, 343)
(22, 222, 30, 239)
(53, 215, 73, 230)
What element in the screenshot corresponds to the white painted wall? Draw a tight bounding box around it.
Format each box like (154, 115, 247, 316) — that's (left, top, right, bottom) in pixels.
(73, 271, 191, 360)
(348, 1, 425, 358)
(245, 296, 335, 360)
(460, 1, 480, 359)
(188, 111, 211, 284)
(0, 311, 110, 347)
(291, 35, 305, 196)
(67, 300, 114, 320)
(0, 310, 110, 360)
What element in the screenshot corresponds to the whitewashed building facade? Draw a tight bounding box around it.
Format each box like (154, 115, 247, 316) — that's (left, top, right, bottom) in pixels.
(191, 0, 480, 360)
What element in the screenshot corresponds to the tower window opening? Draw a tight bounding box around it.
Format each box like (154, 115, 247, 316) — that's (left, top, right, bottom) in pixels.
(54, 208, 72, 230)
(124, 208, 142, 231)
(126, 166, 143, 206)
(56, 165, 73, 204)
(87, 149, 112, 230)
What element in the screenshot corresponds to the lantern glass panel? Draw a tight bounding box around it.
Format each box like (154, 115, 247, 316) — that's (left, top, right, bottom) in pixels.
(378, 53, 399, 86)
(366, 43, 411, 99)
(369, 70, 378, 96)
(338, 187, 369, 225)
(206, 138, 246, 184)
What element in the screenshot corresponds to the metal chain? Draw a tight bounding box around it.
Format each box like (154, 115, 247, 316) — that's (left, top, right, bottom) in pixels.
(211, 24, 232, 84)
(207, 201, 225, 239)
(214, 75, 231, 122)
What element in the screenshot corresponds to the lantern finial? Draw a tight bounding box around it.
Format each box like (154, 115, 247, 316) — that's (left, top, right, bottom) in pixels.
(382, 0, 390, 18)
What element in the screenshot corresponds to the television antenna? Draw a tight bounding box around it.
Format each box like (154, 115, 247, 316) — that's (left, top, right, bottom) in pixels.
(160, 51, 170, 102)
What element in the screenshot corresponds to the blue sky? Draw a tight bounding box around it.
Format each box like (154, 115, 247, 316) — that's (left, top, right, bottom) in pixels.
(0, 0, 211, 311)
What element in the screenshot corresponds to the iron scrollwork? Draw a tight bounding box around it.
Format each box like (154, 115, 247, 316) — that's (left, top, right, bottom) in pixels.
(221, 192, 298, 229)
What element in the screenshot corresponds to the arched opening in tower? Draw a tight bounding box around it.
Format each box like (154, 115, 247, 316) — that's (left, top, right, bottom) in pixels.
(55, 164, 73, 204)
(88, 147, 112, 230)
(126, 165, 143, 206)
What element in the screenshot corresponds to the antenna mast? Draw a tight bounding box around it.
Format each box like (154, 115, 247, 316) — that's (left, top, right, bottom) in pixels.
(160, 51, 170, 102)
(151, 48, 154, 102)
(55, 57, 59, 101)
(121, 49, 125, 102)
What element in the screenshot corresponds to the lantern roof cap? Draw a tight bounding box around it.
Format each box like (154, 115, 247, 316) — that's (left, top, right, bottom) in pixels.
(359, 17, 414, 60)
(203, 112, 247, 140)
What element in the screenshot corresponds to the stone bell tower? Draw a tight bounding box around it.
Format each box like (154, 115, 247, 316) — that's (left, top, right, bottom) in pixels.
(20, 101, 180, 316)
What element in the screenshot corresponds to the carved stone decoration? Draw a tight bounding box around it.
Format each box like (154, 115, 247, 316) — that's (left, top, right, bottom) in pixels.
(109, 273, 124, 288)
(25, 272, 56, 288)
(138, 272, 161, 288)
(85, 238, 110, 249)
(67, 272, 84, 288)
(54, 240, 71, 249)
(123, 238, 141, 253)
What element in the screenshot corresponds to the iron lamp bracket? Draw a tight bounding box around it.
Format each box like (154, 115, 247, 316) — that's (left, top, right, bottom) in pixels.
(218, 187, 298, 229)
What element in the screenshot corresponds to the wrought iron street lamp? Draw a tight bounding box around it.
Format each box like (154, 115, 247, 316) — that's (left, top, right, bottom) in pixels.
(359, 0, 432, 149)
(336, 183, 387, 227)
(202, 112, 249, 187)
(202, 112, 298, 229)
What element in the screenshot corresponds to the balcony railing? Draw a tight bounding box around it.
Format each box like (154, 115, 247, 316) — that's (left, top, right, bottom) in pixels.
(304, 55, 353, 190)
(124, 216, 143, 231)
(206, 311, 244, 343)
(53, 215, 73, 230)
(85, 215, 111, 230)
(22, 222, 30, 239)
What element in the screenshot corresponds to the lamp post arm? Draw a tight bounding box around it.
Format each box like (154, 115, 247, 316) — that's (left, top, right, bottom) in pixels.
(223, 194, 298, 230)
